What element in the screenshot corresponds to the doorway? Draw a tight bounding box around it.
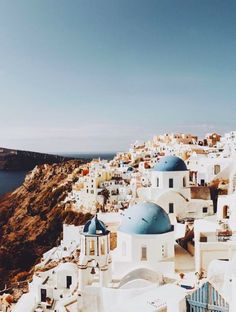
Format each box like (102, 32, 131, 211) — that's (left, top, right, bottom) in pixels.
(41, 288, 47, 302)
(66, 276, 72, 289)
(223, 205, 229, 219)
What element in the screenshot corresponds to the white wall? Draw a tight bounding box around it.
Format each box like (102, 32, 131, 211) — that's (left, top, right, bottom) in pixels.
(218, 193, 236, 226)
(56, 269, 78, 290)
(150, 189, 188, 219)
(151, 171, 189, 190)
(113, 231, 175, 276)
(62, 224, 82, 246)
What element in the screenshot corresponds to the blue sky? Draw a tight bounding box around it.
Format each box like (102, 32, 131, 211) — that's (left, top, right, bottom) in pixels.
(0, 0, 235, 153)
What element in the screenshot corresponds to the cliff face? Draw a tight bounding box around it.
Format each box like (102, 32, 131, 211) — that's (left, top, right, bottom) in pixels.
(0, 159, 92, 289)
(0, 147, 82, 171)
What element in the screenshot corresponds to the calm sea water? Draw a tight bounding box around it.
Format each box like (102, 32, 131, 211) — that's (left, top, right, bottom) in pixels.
(0, 171, 27, 196)
(61, 152, 116, 161)
(0, 152, 116, 196)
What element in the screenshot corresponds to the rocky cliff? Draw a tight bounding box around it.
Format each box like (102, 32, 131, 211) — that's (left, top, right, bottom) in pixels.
(0, 147, 82, 171)
(0, 159, 92, 290)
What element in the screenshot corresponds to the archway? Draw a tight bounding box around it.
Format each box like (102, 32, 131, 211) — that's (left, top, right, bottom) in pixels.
(118, 268, 163, 288)
(214, 165, 221, 175)
(223, 205, 229, 219)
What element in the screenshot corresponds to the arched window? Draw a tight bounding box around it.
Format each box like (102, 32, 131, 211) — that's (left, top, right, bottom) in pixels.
(223, 205, 230, 219)
(214, 165, 221, 175)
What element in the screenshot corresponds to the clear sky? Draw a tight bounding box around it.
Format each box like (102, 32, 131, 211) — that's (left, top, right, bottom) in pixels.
(0, 0, 235, 153)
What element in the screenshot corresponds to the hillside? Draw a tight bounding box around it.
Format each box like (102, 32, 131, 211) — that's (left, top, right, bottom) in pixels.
(0, 147, 82, 171)
(0, 159, 92, 290)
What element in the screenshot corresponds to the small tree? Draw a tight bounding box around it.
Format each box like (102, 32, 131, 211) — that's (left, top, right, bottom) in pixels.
(98, 188, 110, 212)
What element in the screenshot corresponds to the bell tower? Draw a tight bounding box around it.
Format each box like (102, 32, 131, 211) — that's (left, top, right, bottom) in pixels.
(78, 215, 112, 289)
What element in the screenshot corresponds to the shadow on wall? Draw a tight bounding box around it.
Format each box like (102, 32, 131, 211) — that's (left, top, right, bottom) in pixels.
(118, 268, 163, 288)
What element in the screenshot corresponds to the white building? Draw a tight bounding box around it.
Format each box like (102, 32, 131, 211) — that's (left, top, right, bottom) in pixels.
(187, 152, 232, 186)
(112, 202, 175, 277)
(207, 255, 236, 312)
(13, 262, 80, 312)
(194, 218, 236, 276)
(217, 131, 236, 156)
(138, 156, 214, 220)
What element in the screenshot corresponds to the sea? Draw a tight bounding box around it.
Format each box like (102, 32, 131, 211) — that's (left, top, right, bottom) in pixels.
(0, 152, 116, 196)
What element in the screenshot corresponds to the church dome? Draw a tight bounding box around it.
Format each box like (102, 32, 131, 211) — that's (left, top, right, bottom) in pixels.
(83, 215, 109, 236)
(153, 156, 187, 172)
(119, 202, 173, 235)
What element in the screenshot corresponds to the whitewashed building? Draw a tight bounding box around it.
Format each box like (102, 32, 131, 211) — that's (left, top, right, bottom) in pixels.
(138, 156, 214, 220)
(112, 202, 175, 277)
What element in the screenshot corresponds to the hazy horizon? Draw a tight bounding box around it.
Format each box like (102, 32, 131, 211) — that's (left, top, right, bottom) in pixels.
(1, 127, 233, 154)
(1, 0, 236, 153)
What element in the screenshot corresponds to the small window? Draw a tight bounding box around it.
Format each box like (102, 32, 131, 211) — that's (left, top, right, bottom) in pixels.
(141, 246, 147, 261)
(91, 190, 94, 194)
(169, 178, 173, 188)
(157, 177, 159, 187)
(169, 203, 174, 213)
(202, 207, 208, 213)
(200, 236, 207, 242)
(214, 165, 221, 175)
(200, 179, 205, 186)
(183, 177, 186, 187)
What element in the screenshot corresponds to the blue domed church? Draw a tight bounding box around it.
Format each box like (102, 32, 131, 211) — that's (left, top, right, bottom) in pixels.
(151, 156, 189, 192)
(113, 201, 175, 276)
(138, 155, 214, 220)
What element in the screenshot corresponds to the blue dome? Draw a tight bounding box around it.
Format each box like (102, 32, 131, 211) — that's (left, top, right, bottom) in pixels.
(119, 202, 173, 235)
(154, 156, 187, 172)
(83, 215, 109, 236)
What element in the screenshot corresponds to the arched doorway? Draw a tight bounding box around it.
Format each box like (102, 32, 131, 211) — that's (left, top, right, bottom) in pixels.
(214, 165, 221, 175)
(223, 205, 229, 219)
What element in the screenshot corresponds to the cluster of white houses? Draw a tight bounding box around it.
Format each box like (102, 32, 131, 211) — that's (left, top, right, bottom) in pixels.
(65, 160, 134, 213)
(4, 131, 236, 312)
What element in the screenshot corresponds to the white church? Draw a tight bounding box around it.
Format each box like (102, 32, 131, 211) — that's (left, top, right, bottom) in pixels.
(112, 202, 175, 277)
(13, 203, 184, 312)
(138, 155, 214, 220)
